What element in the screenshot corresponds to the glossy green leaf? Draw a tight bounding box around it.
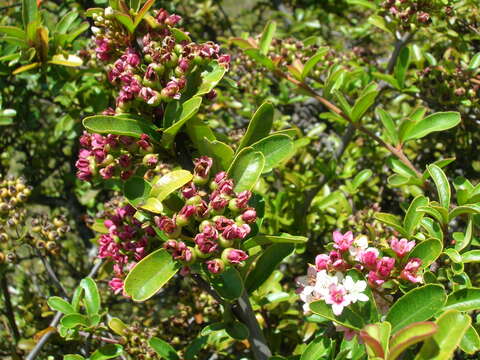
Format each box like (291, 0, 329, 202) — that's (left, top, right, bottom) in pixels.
(201, 137, 234, 171)
(162, 96, 203, 147)
(310, 300, 364, 330)
(225, 321, 249, 340)
(427, 165, 451, 209)
(55, 12, 79, 34)
(227, 147, 265, 192)
(407, 239, 442, 269)
(108, 317, 128, 336)
(115, 12, 135, 33)
(460, 325, 480, 354)
(415, 310, 470, 360)
(388, 321, 437, 360)
(300, 336, 330, 360)
(394, 47, 411, 89)
(124, 249, 180, 301)
(238, 102, 274, 151)
(22, 0, 38, 28)
(443, 288, 480, 312)
(448, 204, 480, 221)
(377, 108, 399, 145)
(374, 213, 407, 236)
(251, 134, 295, 173)
(244, 48, 275, 70)
(468, 52, 480, 70)
(351, 90, 378, 122)
(123, 177, 152, 207)
(386, 284, 446, 333)
(387, 157, 419, 178)
(148, 337, 179, 360)
(90, 344, 124, 360)
(351, 169, 372, 190)
(360, 323, 388, 359)
(140, 198, 164, 213)
(83, 115, 160, 140)
(0, 26, 26, 39)
(259, 21, 276, 55)
(403, 196, 428, 236)
(210, 267, 244, 300)
(403, 112, 461, 142)
(47, 296, 75, 315)
(150, 170, 193, 201)
(243, 233, 308, 249)
(301, 47, 329, 80)
(196, 63, 227, 96)
(60, 313, 90, 329)
(462, 250, 480, 263)
(245, 243, 294, 292)
(79, 277, 100, 316)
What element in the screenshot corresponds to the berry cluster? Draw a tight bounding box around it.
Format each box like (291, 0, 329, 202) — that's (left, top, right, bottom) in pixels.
(75, 131, 160, 182)
(96, 201, 156, 295)
(29, 215, 69, 256)
(298, 231, 422, 315)
(90, 7, 230, 114)
(158, 156, 256, 275)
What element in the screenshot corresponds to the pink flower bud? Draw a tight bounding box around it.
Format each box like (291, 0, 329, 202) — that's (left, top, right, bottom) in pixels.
(376, 257, 395, 278)
(214, 216, 235, 231)
(241, 208, 257, 223)
(390, 237, 415, 257)
(315, 254, 330, 270)
(206, 259, 224, 274)
(194, 233, 218, 254)
(193, 156, 213, 179)
(182, 182, 197, 199)
(360, 248, 379, 269)
(224, 248, 248, 264)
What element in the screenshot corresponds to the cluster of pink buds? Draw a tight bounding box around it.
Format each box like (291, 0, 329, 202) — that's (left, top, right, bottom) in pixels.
(297, 231, 423, 316)
(96, 203, 156, 295)
(157, 156, 255, 275)
(75, 131, 160, 182)
(381, 0, 452, 29)
(89, 7, 230, 114)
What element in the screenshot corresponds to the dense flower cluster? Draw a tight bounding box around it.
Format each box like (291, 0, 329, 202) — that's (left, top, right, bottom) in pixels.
(75, 131, 162, 182)
(298, 231, 422, 315)
(96, 202, 156, 295)
(158, 156, 255, 275)
(381, 0, 453, 29)
(90, 7, 230, 113)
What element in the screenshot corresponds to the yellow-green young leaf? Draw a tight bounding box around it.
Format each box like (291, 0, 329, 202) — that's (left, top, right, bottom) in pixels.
(347, 0, 377, 10)
(123, 177, 152, 207)
(139, 198, 164, 213)
(443, 288, 480, 312)
(386, 284, 446, 333)
(47, 296, 75, 314)
(79, 277, 100, 316)
(22, 0, 38, 28)
(251, 134, 295, 173)
(238, 102, 274, 151)
(150, 170, 193, 201)
(108, 317, 128, 336)
(195, 62, 227, 96)
(245, 243, 294, 292)
(360, 322, 391, 358)
(48, 54, 83, 67)
(90, 344, 124, 360)
(115, 12, 135, 33)
(376, 108, 399, 145)
(415, 310, 470, 360)
(300, 336, 330, 360)
(368, 15, 392, 34)
(134, 0, 155, 28)
(209, 267, 244, 300)
(259, 21, 276, 55)
(0, 26, 26, 39)
(148, 337, 179, 360)
(124, 249, 180, 301)
(64, 355, 85, 360)
(360, 328, 385, 358)
(82, 115, 160, 140)
(403, 112, 461, 142)
(448, 204, 480, 221)
(388, 322, 437, 360)
(461, 250, 480, 263)
(12, 62, 40, 75)
(407, 239, 443, 269)
(468, 52, 480, 70)
(460, 325, 480, 354)
(309, 300, 364, 331)
(55, 12, 79, 34)
(227, 147, 265, 192)
(60, 313, 90, 329)
(427, 165, 451, 209)
(403, 195, 428, 236)
(351, 169, 372, 190)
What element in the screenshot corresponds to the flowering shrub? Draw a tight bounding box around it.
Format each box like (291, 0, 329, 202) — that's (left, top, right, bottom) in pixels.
(1, 1, 480, 360)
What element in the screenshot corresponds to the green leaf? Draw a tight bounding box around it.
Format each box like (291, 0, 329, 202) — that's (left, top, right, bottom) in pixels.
(443, 288, 480, 312)
(301, 47, 329, 80)
(162, 96, 203, 148)
(310, 300, 364, 330)
(64, 355, 85, 360)
(408, 239, 443, 269)
(388, 322, 437, 360)
(82, 115, 160, 140)
(22, 0, 38, 28)
(108, 317, 128, 336)
(460, 325, 480, 354)
(227, 147, 265, 192)
(12, 62, 40, 75)
(79, 277, 100, 316)
(374, 213, 407, 236)
(377, 108, 399, 145)
(387, 157, 419, 178)
(251, 134, 295, 173)
(115, 12, 135, 33)
(196, 63, 227, 96)
(150, 170, 193, 201)
(368, 15, 392, 34)
(124, 249, 180, 301)
(49, 54, 83, 67)
(133, 0, 155, 28)
(360, 323, 389, 359)
(90, 344, 124, 360)
(244, 48, 275, 70)
(462, 250, 480, 263)
(300, 336, 330, 360)
(148, 337, 179, 360)
(386, 284, 446, 333)
(448, 204, 480, 221)
(403, 112, 461, 142)
(47, 296, 75, 315)
(225, 321, 249, 340)
(415, 310, 470, 360)
(210, 267, 244, 300)
(394, 47, 411, 89)
(351, 169, 372, 190)
(351, 90, 378, 122)
(259, 21, 276, 55)
(468, 52, 480, 70)
(0, 26, 26, 39)
(427, 165, 451, 209)
(123, 177, 152, 207)
(245, 243, 294, 292)
(346, 0, 377, 10)
(201, 137, 234, 171)
(238, 102, 274, 151)
(60, 313, 90, 329)
(403, 196, 428, 236)
(243, 233, 308, 249)
(55, 12, 79, 34)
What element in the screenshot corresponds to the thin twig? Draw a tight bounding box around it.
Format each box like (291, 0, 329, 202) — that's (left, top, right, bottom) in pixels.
(36, 249, 69, 299)
(0, 274, 20, 342)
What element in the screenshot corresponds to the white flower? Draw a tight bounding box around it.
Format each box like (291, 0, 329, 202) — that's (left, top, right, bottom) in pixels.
(314, 270, 341, 297)
(348, 235, 369, 260)
(105, 7, 114, 17)
(343, 276, 369, 303)
(324, 283, 350, 315)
